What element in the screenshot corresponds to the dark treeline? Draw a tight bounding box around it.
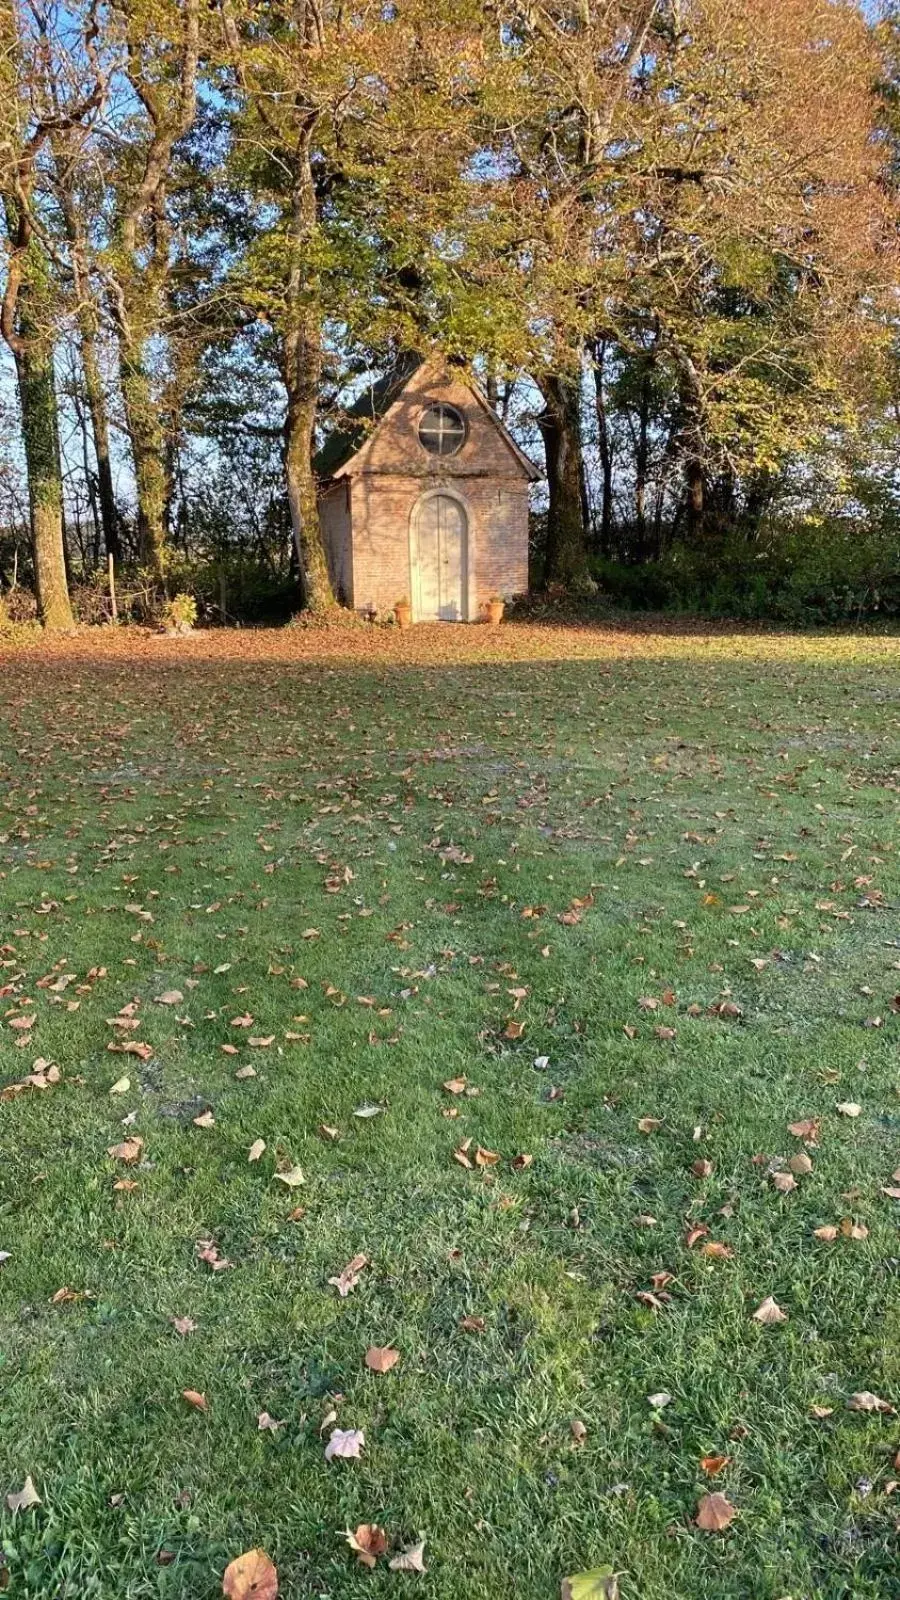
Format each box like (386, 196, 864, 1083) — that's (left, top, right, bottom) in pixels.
(2, 0, 900, 630)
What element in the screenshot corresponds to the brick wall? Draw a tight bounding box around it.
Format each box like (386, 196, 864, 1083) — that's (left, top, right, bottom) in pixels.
(320, 481, 353, 604)
(350, 475, 528, 619)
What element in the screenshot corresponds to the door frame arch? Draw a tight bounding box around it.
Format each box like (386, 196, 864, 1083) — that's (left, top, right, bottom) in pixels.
(409, 487, 473, 622)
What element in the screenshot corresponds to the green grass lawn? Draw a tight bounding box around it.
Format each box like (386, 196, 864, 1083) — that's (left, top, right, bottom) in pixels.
(0, 625, 898, 1599)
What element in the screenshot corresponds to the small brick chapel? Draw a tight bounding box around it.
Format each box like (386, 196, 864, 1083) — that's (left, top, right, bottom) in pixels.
(317, 354, 539, 621)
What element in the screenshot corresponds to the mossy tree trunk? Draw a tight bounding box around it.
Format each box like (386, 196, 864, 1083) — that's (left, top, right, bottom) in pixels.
(1, 208, 74, 630)
(119, 341, 168, 587)
(14, 332, 74, 630)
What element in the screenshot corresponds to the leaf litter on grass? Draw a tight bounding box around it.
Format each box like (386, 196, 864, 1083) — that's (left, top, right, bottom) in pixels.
(1, 626, 899, 1599)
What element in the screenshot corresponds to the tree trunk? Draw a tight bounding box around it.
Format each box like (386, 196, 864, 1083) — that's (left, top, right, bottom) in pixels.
(81, 326, 120, 563)
(742, 468, 774, 537)
(1, 194, 74, 629)
(538, 370, 589, 587)
(119, 340, 168, 585)
(14, 336, 74, 630)
(684, 453, 704, 540)
(281, 132, 334, 613)
(283, 321, 332, 611)
(590, 339, 614, 556)
(634, 364, 651, 559)
(678, 361, 705, 542)
(54, 164, 121, 564)
(75, 382, 102, 566)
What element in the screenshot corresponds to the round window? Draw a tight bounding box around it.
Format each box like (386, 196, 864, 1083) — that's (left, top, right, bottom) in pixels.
(418, 403, 466, 457)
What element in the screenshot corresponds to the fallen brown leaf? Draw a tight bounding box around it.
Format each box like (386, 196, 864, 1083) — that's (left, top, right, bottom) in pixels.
(109, 1040, 153, 1060)
(107, 1137, 143, 1164)
(453, 1138, 473, 1169)
(196, 1240, 233, 1271)
(752, 1296, 787, 1324)
(222, 1549, 278, 1600)
(365, 1345, 400, 1374)
(51, 1286, 83, 1304)
(695, 1491, 736, 1531)
(847, 1391, 895, 1414)
(788, 1118, 820, 1143)
(328, 1253, 368, 1296)
(344, 1524, 388, 1569)
(635, 1290, 669, 1313)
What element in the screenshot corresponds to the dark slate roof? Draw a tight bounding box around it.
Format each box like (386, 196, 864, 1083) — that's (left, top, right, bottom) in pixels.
(315, 352, 425, 478)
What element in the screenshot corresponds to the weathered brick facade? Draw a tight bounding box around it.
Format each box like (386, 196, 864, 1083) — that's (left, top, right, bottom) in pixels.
(318, 358, 538, 620)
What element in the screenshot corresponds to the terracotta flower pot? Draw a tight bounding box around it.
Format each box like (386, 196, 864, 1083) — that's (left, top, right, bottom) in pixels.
(486, 599, 504, 627)
(395, 601, 412, 631)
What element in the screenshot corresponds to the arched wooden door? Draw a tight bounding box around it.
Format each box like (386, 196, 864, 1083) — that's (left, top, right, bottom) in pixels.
(411, 493, 468, 621)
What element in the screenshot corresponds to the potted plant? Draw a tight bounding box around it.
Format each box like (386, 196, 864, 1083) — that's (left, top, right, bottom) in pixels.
(486, 594, 505, 626)
(394, 596, 412, 631)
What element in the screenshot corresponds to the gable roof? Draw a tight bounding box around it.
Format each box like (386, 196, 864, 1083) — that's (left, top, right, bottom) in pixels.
(315, 354, 541, 483)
